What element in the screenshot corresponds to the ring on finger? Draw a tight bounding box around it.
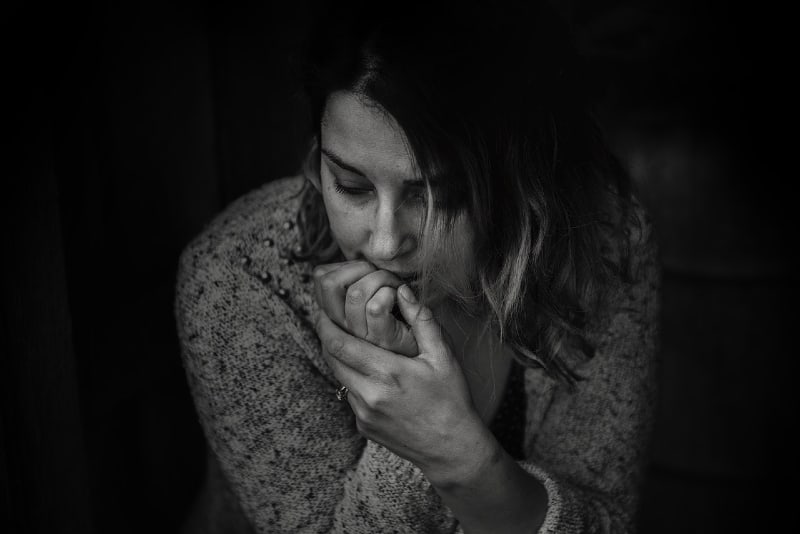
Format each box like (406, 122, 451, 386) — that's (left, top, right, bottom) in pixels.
(335, 385, 349, 402)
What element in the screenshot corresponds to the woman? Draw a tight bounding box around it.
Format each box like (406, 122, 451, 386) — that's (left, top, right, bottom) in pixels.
(175, 2, 659, 532)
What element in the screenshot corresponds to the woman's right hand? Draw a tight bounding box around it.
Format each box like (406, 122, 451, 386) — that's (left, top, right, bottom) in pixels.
(313, 260, 419, 357)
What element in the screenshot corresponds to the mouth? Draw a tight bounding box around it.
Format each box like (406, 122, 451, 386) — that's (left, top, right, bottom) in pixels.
(376, 266, 418, 284)
(370, 264, 420, 289)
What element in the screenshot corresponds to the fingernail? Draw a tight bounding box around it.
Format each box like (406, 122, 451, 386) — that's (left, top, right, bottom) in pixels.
(399, 284, 417, 303)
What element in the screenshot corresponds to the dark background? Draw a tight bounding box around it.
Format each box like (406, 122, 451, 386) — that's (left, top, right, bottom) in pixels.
(2, 1, 794, 533)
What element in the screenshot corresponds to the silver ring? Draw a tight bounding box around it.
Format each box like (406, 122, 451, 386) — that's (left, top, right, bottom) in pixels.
(335, 385, 349, 402)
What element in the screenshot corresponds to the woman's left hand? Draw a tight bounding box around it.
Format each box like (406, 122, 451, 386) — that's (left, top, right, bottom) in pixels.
(315, 283, 490, 485)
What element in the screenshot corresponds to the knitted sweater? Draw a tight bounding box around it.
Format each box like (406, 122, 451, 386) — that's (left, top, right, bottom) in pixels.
(175, 175, 660, 534)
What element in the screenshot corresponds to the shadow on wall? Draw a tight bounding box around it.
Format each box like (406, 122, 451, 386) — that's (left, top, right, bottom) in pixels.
(2, 1, 792, 533)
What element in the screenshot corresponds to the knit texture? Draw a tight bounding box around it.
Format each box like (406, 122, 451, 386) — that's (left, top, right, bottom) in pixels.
(175, 175, 660, 533)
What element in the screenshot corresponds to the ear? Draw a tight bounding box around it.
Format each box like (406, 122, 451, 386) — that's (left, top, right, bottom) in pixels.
(302, 138, 322, 193)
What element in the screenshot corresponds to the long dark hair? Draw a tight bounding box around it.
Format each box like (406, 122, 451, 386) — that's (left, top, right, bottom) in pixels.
(295, 0, 635, 384)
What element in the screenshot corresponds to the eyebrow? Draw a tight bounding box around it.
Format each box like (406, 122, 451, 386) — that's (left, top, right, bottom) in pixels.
(321, 147, 428, 187)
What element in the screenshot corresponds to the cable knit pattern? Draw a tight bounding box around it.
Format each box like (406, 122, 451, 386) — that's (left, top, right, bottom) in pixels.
(175, 175, 660, 533)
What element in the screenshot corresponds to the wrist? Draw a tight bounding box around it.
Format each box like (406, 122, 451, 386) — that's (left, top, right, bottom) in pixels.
(422, 414, 503, 490)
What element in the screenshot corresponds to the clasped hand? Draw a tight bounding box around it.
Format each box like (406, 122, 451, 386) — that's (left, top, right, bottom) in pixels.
(313, 260, 483, 480)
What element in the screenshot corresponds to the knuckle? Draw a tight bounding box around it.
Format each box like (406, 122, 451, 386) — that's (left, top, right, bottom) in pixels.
(326, 336, 346, 357)
(320, 276, 338, 293)
(346, 286, 364, 304)
(366, 300, 385, 317)
(360, 389, 383, 411)
(312, 266, 326, 280)
(373, 368, 401, 390)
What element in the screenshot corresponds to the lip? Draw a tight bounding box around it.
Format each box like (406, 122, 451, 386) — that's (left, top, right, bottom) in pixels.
(370, 264, 417, 281)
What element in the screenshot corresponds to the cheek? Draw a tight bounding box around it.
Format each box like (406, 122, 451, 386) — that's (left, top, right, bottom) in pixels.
(322, 192, 363, 259)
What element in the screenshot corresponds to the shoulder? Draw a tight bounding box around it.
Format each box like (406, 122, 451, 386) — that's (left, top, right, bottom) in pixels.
(615, 195, 660, 312)
(175, 174, 317, 335)
(177, 174, 306, 279)
(600, 191, 659, 276)
(555, 194, 661, 376)
(594, 191, 660, 311)
(190, 174, 307, 254)
(579, 194, 660, 374)
(625, 195, 658, 274)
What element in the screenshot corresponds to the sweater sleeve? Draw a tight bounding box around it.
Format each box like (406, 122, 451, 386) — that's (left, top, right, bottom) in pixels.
(514, 204, 661, 533)
(175, 178, 460, 533)
(175, 222, 364, 532)
(175, 178, 383, 532)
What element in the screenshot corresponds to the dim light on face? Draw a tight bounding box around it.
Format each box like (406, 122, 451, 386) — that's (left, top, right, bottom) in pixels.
(319, 91, 420, 276)
(319, 91, 476, 303)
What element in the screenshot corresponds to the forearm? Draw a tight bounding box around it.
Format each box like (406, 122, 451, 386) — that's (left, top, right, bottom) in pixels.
(424, 424, 548, 534)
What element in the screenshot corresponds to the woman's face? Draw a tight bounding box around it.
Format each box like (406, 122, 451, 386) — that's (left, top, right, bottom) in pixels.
(318, 91, 436, 281)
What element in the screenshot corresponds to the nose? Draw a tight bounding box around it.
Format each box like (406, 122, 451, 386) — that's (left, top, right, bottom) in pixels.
(368, 198, 416, 262)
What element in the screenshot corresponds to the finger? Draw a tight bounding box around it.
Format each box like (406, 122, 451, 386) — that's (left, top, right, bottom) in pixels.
(312, 263, 341, 309)
(365, 286, 396, 340)
(313, 261, 369, 304)
(316, 310, 371, 385)
(320, 347, 370, 411)
(397, 284, 447, 356)
(366, 287, 419, 357)
(314, 261, 376, 328)
(320, 345, 368, 395)
(315, 313, 390, 423)
(345, 270, 403, 338)
(321, 344, 365, 390)
(316, 311, 399, 376)
(311, 262, 343, 277)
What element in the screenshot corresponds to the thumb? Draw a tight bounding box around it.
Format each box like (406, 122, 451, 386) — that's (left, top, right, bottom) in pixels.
(397, 284, 447, 356)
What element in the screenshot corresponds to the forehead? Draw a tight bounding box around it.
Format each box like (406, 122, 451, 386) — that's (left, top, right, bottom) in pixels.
(321, 91, 416, 182)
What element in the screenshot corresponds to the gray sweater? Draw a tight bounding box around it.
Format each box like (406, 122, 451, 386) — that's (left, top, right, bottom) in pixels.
(175, 175, 660, 533)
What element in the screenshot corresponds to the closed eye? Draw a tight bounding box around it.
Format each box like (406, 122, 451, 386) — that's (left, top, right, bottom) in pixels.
(333, 179, 373, 196)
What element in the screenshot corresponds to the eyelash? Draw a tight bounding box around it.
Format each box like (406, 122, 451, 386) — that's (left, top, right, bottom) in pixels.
(333, 180, 371, 196)
(333, 179, 427, 202)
